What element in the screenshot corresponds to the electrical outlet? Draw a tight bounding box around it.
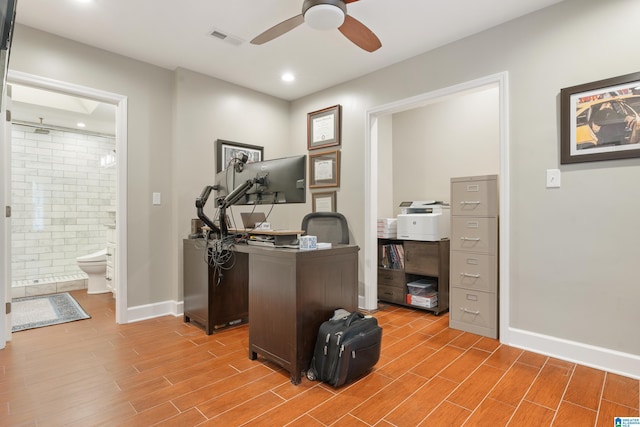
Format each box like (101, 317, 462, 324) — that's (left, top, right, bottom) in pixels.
(546, 169, 561, 188)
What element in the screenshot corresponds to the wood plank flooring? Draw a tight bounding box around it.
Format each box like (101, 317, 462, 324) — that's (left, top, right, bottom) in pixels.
(1, 290, 638, 426)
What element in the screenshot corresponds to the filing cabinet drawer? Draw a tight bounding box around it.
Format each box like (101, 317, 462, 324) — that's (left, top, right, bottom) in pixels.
(449, 288, 496, 337)
(378, 285, 406, 304)
(450, 252, 497, 292)
(450, 217, 497, 254)
(451, 175, 498, 216)
(378, 268, 404, 289)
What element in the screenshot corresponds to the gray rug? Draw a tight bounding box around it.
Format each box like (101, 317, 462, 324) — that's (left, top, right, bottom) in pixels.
(12, 292, 91, 332)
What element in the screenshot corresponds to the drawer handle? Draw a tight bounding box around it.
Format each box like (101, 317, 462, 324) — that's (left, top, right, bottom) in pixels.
(460, 273, 480, 278)
(460, 237, 480, 242)
(460, 201, 481, 205)
(460, 307, 480, 315)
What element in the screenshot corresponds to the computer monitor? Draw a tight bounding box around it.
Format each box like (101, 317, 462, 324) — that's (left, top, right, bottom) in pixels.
(215, 154, 306, 206)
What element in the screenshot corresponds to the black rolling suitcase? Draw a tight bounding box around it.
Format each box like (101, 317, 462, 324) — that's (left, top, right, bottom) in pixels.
(307, 310, 382, 387)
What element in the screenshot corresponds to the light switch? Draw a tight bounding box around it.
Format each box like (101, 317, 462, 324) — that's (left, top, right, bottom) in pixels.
(546, 169, 561, 188)
(152, 192, 161, 205)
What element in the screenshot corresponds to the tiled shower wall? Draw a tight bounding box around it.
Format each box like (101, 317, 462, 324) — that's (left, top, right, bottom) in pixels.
(11, 124, 116, 283)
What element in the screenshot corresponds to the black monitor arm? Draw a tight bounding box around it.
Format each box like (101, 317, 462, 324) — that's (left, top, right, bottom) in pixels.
(195, 185, 220, 235)
(195, 176, 265, 238)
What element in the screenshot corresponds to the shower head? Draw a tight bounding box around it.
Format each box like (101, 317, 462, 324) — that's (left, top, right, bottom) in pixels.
(34, 117, 50, 135)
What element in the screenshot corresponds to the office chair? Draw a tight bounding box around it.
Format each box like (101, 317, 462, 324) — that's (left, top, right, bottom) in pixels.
(301, 212, 349, 244)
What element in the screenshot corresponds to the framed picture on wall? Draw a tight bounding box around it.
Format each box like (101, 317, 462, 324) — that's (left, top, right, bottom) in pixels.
(216, 139, 263, 172)
(307, 105, 341, 150)
(309, 150, 340, 188)
(312, 191, 336, 212)
(560, 71, 640, 164)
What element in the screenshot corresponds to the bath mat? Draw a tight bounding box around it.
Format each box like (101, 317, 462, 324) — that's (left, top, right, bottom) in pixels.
(11, 292, 91, 332)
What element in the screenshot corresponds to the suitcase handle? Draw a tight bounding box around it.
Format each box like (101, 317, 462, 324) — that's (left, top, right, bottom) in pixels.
(344, 312, 364, 326)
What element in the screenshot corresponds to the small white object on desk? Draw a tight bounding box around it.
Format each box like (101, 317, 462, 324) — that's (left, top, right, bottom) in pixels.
(256, 222, 271, 230)
(299, 235, 317, 250)
(317, 242, 332, 249)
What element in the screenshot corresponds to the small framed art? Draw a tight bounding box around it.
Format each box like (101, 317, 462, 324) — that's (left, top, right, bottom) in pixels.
(216, 139, 263, 172)
(307, 105, 341, 150)
(309, 150, 340, 188)
(312, 191, 337, 212)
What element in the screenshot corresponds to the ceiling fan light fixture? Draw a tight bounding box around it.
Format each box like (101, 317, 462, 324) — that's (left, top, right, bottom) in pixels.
(304, 4, 345, 30)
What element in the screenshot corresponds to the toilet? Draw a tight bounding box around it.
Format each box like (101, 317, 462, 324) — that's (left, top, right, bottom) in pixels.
(76, 249, 108, 294)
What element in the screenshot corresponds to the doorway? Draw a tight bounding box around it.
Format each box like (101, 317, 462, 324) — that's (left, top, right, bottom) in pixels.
(363, 72, 511, 342)
(6, 70, 128, 325)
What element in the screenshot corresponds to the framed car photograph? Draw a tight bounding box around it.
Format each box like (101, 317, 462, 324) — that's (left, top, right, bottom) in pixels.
(216, 139, 263, 172)
(560, 72, 640, 164)
(307, 105, 341, 150)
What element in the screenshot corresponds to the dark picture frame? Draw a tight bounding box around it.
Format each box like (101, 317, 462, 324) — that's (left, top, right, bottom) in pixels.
(216, 139, 263, 172)
(560, 72, 640, 164)
(309, 150, 340, 188)
(312, 191, 337, 212)
(307, 104, 341, 150)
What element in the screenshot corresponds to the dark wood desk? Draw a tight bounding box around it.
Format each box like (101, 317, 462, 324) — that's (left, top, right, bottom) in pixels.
(183, 239, 249, 334)
(245, 244, 359, 384)
(183, 240, 359, 384)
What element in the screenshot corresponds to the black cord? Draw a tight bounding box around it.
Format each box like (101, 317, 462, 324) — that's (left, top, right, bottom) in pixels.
(202, 229, 237, 286)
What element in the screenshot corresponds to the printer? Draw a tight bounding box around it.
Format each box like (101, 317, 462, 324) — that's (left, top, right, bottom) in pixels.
(397, 201, 450, 241)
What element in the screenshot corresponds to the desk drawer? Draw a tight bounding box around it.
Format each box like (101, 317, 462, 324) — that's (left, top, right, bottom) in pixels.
(450, 217, 497, 254)
(450, 252, 497, 292)
(449, 288, 496, 332)
(451, 176, 498, 216)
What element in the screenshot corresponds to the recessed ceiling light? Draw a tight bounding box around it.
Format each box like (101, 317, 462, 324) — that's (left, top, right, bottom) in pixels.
(77, 122, 86, 128)
(281, 73, 295, 83)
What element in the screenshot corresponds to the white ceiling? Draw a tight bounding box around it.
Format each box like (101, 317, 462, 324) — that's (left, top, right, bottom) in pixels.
(10, 0, 564, 132)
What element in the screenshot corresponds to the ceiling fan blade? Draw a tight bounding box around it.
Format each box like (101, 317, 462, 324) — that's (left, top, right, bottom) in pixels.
(338, 14, 381, 52)
(251, 14, 305, 45)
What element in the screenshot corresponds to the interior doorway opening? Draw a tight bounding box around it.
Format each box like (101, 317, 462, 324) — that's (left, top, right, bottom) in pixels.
(6, 70, 128, 325)
(363, 72, 510, 342)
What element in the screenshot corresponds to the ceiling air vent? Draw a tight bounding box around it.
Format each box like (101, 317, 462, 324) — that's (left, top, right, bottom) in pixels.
(209, 27, 243, 46)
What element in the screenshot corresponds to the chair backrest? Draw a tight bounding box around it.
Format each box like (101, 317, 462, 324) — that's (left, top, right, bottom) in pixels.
(301, 212, 349, 244)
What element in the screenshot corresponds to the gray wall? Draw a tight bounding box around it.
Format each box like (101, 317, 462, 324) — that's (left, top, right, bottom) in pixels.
(391, 87, 499, 211)
(172, 67, 292, 301)
(9, 25, 175, 308)
(7, 0, 640, 376)
(290, 0, 640, 367)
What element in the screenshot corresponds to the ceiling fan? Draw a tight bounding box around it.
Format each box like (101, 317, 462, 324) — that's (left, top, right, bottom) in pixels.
(250, 0, 382, 52)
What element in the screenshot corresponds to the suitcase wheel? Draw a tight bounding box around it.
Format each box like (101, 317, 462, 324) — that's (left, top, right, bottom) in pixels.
(306, 370, 316, 381)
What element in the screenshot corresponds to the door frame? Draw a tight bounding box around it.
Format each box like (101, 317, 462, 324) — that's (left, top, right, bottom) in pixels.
(1, 81, 12, 347)
(6, 70, 129, 324)
(363, 71, 511, 342)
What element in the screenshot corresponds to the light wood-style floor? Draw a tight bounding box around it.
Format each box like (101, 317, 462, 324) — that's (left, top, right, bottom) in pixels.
(1, 290, 638, 426)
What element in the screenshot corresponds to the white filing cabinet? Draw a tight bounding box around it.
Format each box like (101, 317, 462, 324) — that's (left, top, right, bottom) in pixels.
(449, 175, 498, 338)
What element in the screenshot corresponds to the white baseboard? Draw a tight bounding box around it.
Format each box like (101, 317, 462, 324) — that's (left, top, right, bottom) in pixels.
(126, 299, 184, 323)
(507, 327, 640, 380)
